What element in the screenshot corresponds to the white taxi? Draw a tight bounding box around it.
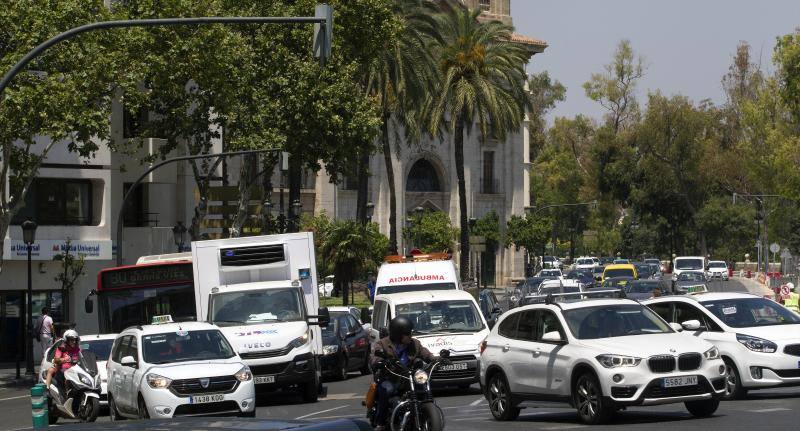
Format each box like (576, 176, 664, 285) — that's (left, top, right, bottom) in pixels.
(480, 291, 726, 424)
(107, 318, 255, 420)
(644, 292, 800, 399)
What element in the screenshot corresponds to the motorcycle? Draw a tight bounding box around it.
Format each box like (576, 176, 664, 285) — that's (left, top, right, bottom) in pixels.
(366, 348, 450, 431)
(46, 351, 101, 424)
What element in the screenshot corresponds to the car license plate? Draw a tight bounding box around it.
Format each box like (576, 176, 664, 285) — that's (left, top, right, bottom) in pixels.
(190, 394, 224, 404)
(254, 375, 275, 384)
(662, 375, 698, 388)
(439, 362, 468, 372)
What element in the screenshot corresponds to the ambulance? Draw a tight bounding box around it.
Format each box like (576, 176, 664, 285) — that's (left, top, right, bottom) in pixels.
(374, 252, 461, 297)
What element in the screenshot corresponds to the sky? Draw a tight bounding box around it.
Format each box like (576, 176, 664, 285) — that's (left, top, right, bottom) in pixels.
(510, 0, 800, 121)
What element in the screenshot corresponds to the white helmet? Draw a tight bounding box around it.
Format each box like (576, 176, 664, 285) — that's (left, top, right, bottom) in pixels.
(63, 329, 79, 343)
(788, 282, 796, 292)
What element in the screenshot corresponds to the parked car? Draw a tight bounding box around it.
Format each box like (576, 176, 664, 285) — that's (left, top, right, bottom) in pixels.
(541, 256, 562, 269)
(328, 306, 371, 332)
(320, 312, 371, 381)
(674, 271, 709, 293)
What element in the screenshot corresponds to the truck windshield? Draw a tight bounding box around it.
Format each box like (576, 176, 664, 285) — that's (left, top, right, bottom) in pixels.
(395, 300, 484, 334)
(376, 282, 456, 296)
(210, 288, 305, 326)
(676, 259, 703, 270)
(142, 330, 235, 364)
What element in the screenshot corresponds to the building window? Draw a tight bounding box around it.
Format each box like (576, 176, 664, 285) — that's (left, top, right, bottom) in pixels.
(406, 159, 441, 192)
(479, 0, 491, 12)
(342, 175, 359, 191)
(482, 151, 495, 193)
(12, 179, 93, 226)
(123, 103, 148, 139)
(123, 183, 151, 227)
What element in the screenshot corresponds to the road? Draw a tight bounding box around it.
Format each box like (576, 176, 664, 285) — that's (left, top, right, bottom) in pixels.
(0, 278, 793, 431)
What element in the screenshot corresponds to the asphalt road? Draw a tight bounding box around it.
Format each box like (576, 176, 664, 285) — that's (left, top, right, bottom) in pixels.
(0, 278, 792, 431)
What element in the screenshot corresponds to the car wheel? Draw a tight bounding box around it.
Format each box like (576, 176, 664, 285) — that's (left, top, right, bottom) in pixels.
(137, 395, 150, 420)
(573, 372, 613, 425)
(685, 399, 720, 417)
(722, 359, 747, 400)
(300, 375, 320, 403)
(109, 395, 126, 421)
(486, 372, 519, 421)
(337, 356, 349, 381)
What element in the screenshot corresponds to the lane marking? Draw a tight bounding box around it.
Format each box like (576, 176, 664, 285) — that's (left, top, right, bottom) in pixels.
(309, 413, 362, 420)
(322, 393, 359, 400)
(469, 397, 485, 406)
(0, 395, 28, 402)
(541, 426, 587, 430)
(295, 405, 348, 420)
(749, 407, 791, 413)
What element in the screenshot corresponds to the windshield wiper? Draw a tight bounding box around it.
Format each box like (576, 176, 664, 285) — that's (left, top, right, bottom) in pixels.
(412, 330, 428, 335)
(214, 319, 245, 325)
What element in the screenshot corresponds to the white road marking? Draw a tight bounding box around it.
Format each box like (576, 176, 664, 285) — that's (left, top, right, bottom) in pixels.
(469, 397, 485, 406)
(309, 413, 363, 420)
(294, 405, 349, 420)
(322, 392, 359, 400)
(749, 407, 792, 413)
(0, 395, 28, 402)
(541, 426, 587, 430)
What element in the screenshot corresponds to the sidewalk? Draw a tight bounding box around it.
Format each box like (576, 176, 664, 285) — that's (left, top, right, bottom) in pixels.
(0, 363, 38, 389)
(733, 276, 774, 296)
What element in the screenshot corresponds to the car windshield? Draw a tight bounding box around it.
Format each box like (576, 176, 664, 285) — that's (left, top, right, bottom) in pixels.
(702, 298, 800, 328)
(676, 259, 703, 270)
(678, 272, 705, 282)
(576, 259, 593, 265)
(79, 339, 114, 361)
(210, 287, 304, 326)
(708, 262, 726, 268)
(564, 304, 672, 339)
(602, 278, 632, 289)
(322, 316, 346, 337)
(626, 281, 661, 294)
(142, 329, 236, 364)
(605, 268, 634, 278)
(644, 259, 660, 265)
(539, 284, 581, 295)
(395, 300, 484, 334)
(376, 282, 456, 296)
(593, 267, 604, 274)
(635, 265, 651, 274)
(539, 270, 560, 277)
(543, 256, 555, 262)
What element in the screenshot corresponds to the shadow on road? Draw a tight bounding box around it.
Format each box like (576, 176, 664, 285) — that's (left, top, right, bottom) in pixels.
(514, 409, 721, 425)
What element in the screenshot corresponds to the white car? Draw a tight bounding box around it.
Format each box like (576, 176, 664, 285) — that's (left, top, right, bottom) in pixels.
(318, 276, 335, 297)
(536, 268, 563, 279)
(644, 292, 800, 399)
(480, 294, 726, 424)
(705, 261, 729, 280)
(107, 319, 255, 420)
(574, 257, 597, 271)
(40, 333, 116, 406)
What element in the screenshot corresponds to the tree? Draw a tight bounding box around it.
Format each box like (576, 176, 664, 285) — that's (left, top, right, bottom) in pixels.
(0, 0, 138, 270)
(527, 72, 566, 158)
(774, 29, 800, 126)
(404, 211, 458, 253)
(506, 214, 551, 272)
(321, 219, 387, 305)
(428, 1, 532, 279)
(53, 239, 86, 322)
(695, 197, 755, 262)
(583, 39, 645, 133)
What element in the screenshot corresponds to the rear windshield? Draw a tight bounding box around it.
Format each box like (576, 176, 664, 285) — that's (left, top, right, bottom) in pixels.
(605, 268, 635, 278)
(376, 282, 456, 296)
(576, 259, 594, 265)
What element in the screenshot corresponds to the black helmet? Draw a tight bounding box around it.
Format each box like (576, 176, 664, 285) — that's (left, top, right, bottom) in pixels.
(389, 316, 413, 343)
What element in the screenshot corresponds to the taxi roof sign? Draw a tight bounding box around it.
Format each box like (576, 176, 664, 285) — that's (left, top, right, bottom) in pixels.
(152, 315, 174, 325)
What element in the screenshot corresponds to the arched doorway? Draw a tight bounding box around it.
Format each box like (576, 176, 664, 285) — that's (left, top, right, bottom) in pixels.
(406, 159, 442, 192)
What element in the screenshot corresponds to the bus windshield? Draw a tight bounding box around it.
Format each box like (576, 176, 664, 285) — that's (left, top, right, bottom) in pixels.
(210, 288, 305, 326)
(100, 284, 196, 333)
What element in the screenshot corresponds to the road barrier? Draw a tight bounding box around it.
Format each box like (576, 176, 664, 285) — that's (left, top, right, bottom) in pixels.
(31, 383, 47, 429)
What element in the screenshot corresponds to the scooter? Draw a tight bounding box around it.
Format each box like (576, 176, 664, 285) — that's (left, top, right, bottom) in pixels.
(46, 351, 102, 424)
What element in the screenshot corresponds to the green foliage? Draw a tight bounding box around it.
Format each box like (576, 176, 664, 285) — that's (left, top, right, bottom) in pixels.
(774, 29, 800, 125)
(695, 197, 756, 262)
(505, 214, 551, 253)
(528, 72, 566, 157)
(404, 211, 458, 253)
(320, 219, 388, 305)
(582, 39, 644, 132)
(53, 239, 87, 321)
(472, 210, 501, 248)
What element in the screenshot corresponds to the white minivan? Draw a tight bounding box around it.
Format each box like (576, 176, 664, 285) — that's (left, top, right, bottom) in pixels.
(673, 256, 707, 280)
(374, 253, 460, 297)
(368, 290, 488, 389)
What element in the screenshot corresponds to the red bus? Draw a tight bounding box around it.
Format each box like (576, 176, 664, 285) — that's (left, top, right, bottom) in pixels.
(86, 253, 197, 333)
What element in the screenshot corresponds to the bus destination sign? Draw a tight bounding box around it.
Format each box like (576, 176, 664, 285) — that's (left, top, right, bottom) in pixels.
(101, 263, 193, 290)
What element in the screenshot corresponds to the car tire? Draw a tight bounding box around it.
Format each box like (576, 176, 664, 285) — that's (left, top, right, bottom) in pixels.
(137, 395, 150, 420)
(300, 375, 320, 403)
(685, 399, 720, 417)
(109, 395, 126, 421)
(573, 372, 614, 425)
(722, 359, 747, 400)
(486, 372, 519, 421)
(336, 356, 349, 381)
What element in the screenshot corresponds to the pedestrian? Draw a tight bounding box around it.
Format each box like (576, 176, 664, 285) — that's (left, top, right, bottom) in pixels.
(34, 307, 54, 360)
(784, 283, 799, 314)
(367, 274, 377, 304)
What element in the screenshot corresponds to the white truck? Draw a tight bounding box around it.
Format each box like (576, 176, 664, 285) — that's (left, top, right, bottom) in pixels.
(672, 256, 707, 281)
(191, 232, 329, 402)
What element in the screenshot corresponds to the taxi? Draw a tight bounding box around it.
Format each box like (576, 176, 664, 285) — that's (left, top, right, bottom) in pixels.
(602, 264, 638, 282)
(106, 316, 255, 420)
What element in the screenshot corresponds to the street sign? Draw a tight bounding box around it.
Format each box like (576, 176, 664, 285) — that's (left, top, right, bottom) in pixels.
(770, 243, 780, 254)
(780, 284, 791, 298)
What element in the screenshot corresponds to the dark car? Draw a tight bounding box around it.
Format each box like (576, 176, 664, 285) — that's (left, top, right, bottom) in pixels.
(511, 276, 557, 307)
(625, 279, 664, 300)
(320, 313, 371, 381)
(592, 266, 604, 281)
(674, 271, 708, 294)
(478, 289, 503, 328)
(634, 263, 653, 279)
(599, 256, 615, 266)
(599, 276, 635, 291)
(565, 269, 595, 289)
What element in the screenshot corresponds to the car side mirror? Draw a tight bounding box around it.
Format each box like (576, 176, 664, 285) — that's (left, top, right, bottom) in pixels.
(84, 297, 93, 314)
(681, 320, 702, 331)
(312, 307, 330, 328)
(120, 356, 137, 368)
(541, 331, 564, 343)
(669, 322, 684, 332)
(439, 349, 451, 358)
(360, 308, 372, 324)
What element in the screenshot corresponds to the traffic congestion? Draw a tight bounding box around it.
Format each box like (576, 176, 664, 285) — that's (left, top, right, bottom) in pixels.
(20, 235, 799, 431)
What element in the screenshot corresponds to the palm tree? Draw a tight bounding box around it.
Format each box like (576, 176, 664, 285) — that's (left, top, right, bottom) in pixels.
(321, 220, 387, 305)
(366, 0, 440, 254)
(427, 1, 533, 279)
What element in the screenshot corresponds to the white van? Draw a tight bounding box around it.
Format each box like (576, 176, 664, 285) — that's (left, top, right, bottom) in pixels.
(673, 256, 707, 280)
(374, 253, 460, 297)
(368, 290, 488, 389)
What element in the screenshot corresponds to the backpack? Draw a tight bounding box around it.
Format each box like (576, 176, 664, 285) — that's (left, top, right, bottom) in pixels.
(33, 316, 43, 342)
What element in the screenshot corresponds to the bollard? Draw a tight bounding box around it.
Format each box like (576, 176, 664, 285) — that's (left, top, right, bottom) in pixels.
(31, 383, 48, 429)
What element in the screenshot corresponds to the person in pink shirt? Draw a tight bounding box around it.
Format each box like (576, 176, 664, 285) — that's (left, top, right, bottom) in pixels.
(45, 330, 81, 389)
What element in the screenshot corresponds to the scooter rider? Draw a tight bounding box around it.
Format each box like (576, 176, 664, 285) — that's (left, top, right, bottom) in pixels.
(371, 316, 434, 431)
(45, 330, 81, 390)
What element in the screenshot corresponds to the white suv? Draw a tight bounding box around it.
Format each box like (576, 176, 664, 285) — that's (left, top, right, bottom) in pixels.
(107, 320, 255, 420)
(705, 261, 729, 280)
(479, 295, 726, 424)
(644, 292, 800, 399)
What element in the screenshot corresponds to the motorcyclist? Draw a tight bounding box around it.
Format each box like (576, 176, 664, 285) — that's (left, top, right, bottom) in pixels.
(370, 316, 434, 431)
(45, 329, 81, 390)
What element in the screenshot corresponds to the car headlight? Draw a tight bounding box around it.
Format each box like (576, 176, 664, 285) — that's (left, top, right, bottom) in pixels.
(79, 375, 93, 386)
(146, 373, 171, 389)
(290, 331, 310, 349)
(736, 334, 777, 353)
(322, 345, 339, 355)
(596, 354, 642, 368)
(703, 346, 721, 360)
(234, 365, 253, 382)
(413, 369, 429, 385)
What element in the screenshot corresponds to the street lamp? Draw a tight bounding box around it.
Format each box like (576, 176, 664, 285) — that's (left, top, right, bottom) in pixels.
(21, 219, 37, 375)
(264, 201, 273, 234)
(291, 199, 302, 232)
(365, 202, 375, 224)
(172, 222, 187, 252)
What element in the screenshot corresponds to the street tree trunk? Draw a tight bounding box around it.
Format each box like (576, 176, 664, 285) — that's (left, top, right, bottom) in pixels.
(230, 154, 256, 238)
(260, 154, 277, 233)
(454, 115, 470, 280)
(287, 153, 302, 232)
(188, 157, 225, 241)
(380, 116, 398, 254)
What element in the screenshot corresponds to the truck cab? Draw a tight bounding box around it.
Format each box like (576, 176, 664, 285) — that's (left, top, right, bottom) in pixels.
(191, 233, 329, 402)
